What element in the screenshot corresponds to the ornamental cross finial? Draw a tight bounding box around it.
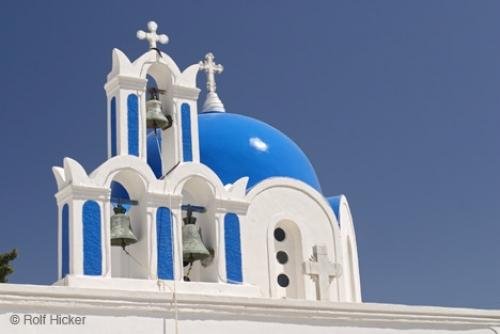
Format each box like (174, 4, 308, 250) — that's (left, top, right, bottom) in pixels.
(136, 21, 169, 50)
(303, 245, 342, 301)
(199, 52, 224, 93)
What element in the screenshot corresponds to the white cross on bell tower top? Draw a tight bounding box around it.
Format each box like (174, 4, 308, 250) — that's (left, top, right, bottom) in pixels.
(136, 21, 169, 50)
(199, 52, 225, 113)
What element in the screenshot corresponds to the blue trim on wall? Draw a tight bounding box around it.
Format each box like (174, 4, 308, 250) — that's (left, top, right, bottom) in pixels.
(181, 103, 192, 161)
(157, 207, 173, 279)
(224, 213, 243, 284)
(127, 94, 139, 156)
(61, 204, 69, 278)
(110, 97, 117, 156)
(82, 200, 102, 276)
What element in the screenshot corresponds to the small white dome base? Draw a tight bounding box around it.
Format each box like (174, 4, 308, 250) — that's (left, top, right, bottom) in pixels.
(202, 92, 225, 112)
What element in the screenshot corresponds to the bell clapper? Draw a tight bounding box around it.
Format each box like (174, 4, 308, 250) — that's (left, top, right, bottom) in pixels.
(184, 257, 194, 282)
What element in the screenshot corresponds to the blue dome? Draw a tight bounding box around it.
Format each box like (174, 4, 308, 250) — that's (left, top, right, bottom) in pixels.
(146, 112, 321, 191)
(198, 112, 321, 191)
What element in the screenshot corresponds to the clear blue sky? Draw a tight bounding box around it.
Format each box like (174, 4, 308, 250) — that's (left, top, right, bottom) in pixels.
(0, 1, 499, 309)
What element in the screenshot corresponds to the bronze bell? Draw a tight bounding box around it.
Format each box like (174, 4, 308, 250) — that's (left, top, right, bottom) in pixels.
(110, 205, 138, 249)
(182, 214, 210, 263)
(146, 99, 172, 130)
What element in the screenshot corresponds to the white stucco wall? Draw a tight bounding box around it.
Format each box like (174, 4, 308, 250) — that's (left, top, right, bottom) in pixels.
(0, 284, 498, 334)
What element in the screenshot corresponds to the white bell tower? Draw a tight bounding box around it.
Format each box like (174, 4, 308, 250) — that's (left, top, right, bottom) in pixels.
(103, 21, 201, 175)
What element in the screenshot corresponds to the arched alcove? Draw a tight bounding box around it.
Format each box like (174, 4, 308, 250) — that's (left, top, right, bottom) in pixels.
(109, 170, 149, 279)
(145, 63, 175, 119)
(180, 176, 217, 282)
(269, 220, 304, 299)
(145, 64, 176, 175)
(147, 63, 174, 93)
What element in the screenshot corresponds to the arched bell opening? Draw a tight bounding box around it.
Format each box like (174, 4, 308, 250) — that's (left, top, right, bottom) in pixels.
(146, 75, 164, 178)
(109, 170, 149, 279)
(146, 64, 174, 124)
(179, 176, 217, 283)
(145, 64, 175, 177)
(269, 220, 305, 299)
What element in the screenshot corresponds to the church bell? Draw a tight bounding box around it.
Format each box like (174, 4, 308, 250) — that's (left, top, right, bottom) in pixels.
(182, 213, 211, 264)
(110, 205, 138, 249)
(146, 88, 172, 130)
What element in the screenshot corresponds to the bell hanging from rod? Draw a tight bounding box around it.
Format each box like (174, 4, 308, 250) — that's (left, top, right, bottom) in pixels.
(110, 205, 138, 250)
(182, 211, 211, 264)
(146, 87, 172, 130)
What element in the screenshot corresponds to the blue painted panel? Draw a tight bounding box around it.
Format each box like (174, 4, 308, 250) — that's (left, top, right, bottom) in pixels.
(224, 213, 243, 283)
(157, 207, 173, 279)
(127, 94, 139, 156)
(110, 97, 117, 156)
(61, 204, 69, 277)
(82, 200, 102, 276)
(147, 130, 162, 178)
(181, 103, 192, 161)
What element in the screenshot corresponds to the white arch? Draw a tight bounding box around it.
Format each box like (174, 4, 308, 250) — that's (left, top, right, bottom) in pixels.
(166, 162, 226, 197)
(107, 48, 181, 80)
(246, 177, 344, 300)
(107, 48, 201, 90)
(337, 195, 362, 302)
(133, 50, 181, 79)
(90, 155, 163, 192)
(247, 177, 341, 236)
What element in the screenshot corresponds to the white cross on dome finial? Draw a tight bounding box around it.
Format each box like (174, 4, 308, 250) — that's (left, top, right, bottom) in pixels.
(199, 52, 224, 94)
(136, 21, 169, 50)
(199, 52, 226, 113)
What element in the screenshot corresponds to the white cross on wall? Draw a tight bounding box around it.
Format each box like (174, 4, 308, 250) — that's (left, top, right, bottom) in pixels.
(303, 245, 342, 301)
(199, 53, 224, 93)
(137, 21, 169, 50)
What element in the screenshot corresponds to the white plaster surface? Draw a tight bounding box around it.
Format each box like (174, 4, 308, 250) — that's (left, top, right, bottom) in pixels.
(0, 284, 499, 334)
